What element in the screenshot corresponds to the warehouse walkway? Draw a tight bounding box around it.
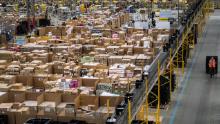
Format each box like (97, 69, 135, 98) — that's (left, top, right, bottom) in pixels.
(165, 10, 220, 124)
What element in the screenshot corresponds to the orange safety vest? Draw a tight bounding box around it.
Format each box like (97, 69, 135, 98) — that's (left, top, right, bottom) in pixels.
(209, 59, 216, 68)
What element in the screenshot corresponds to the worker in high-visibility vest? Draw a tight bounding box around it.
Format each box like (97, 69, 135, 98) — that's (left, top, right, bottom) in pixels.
(209, 57, 217, 78)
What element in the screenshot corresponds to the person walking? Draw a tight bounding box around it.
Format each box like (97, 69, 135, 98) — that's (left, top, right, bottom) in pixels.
(209, 57, 216, 78)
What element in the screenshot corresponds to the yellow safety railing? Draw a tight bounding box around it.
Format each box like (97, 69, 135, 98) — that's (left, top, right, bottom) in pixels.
(134, 0, 211, 123)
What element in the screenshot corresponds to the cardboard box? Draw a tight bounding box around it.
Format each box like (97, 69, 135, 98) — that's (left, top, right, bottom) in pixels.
(0, 92, 8, 103)
(108, 56, 123, 65)
(15, 111, 36, 124)
(16, 75, 33, 86)
(75, 95, 99, 115)
(0, 83, 11, 92)
(80, 77, 99, 88)
(33, 74, 49, 88)
(57, 93, 78, 116)
(0, 50, 15, 62)
(96, 96, 124, 123)
(8, 91, 25, 103)
(0, 103, 13, 113)
(38, 92, 61, 114)
(0, 75, 16, 84)
(22, 92, 43, 114)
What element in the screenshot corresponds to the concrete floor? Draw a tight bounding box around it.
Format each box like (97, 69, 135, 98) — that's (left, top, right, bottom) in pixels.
(164, 10, 220, 124)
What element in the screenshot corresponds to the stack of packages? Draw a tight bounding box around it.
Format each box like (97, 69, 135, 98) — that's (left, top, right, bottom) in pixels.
(21, 44, 49, 52)
(0, 60, 7, 75)
(32, 52, 49, 63)
(53, 61, 65, 74)
(79, 87, 94, 95)
(109, 64, 127, 78)
(80, 56, 94, 64)
(63, 65, 73, 77)
(44, 81, 57, 89)
(0, 75, 16, 85)
(5, 61, 21, 75)
(70, 44, 83, 55)
(51, 46, 69, 53)
(107, 46, 120, 54)
(21, 67, 35, 75)
(122, 55, 137, 65)
(35, 64, 53, 74)
(112, 80, 130, 95)
(108, 56, 123, 66)
(96, 83, 113, 95)
(135, 54, 153, 66)
(57, 78, 79, 90)
(94, 54, 109, 65)
(14, 53, 27, 63)
(83, 45, 96, 54)
(94, 48, 106, 54)
(29, 50, 49, 63)
(44, 75, 62, 89)
(63, 63, 81, 77)
(0, 50, 14, 62)
(20, 60, 43, 75)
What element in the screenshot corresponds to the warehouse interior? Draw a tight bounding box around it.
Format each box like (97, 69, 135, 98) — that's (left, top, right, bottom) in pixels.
(0, 0, 218, 124)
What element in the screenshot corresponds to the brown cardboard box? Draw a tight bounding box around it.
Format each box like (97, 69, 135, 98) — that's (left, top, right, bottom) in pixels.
(57, 93, 78, 116)
(108, 56, 123, 65)
(103, 29, 112, 37)
(48, 74, 63, 81)
(33, 74, 49, 88)
(53, 62, 65, 74)
(122, 55, 137, 64)
(8, 91, 25, 103)
(0, 65, 6, 75)
(23, 92, 43, 114)
(3, 111, 16, 124)
(0, 92, 8, 103)
(0, 83, 11, 92)
(38, 92, 61, 114)
(16, 75, 33, 86)
(37, 110, 58, 121)
(135, 54, 153, 66)
(58, 114, 76, 122)
(74, 95, 98, 123)
(75, 95, 98, 110)
(0, 60, 7, 65)
(96, 96, 124, 123)
(133, 47, 144, 54)
(0, 75, 16, 84)
(38, 27, 46, 36)
(80, 77, 99, 88)
(94, 54, 109, 65)
(15, 111, 36, 124)
(112, 80, 130, 94)
(0, 50, 15, 62)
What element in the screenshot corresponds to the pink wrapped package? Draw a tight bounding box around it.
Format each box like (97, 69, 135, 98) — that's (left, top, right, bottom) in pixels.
(69, 80, 78, 88)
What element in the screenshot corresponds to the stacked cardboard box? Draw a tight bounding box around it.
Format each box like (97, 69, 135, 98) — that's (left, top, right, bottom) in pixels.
(135, 54, 153, 66)
(0, 51, 15, 62)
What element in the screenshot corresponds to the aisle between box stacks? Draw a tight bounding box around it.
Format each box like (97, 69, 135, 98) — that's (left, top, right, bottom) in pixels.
(165, 10, 220, 124)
